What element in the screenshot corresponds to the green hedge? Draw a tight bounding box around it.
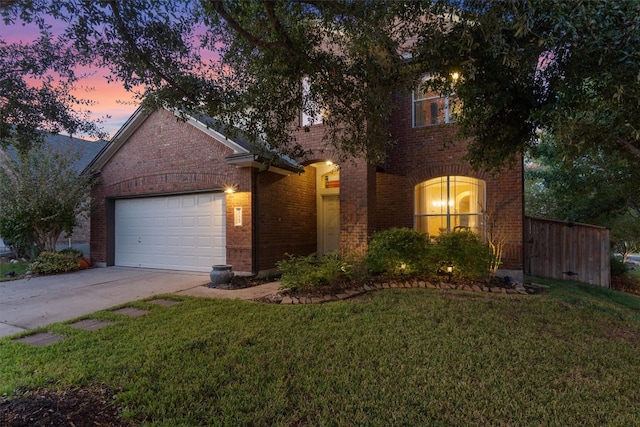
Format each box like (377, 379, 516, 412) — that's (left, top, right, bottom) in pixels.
(29, 251, 80, 275)
(366, 228, 432, 276)
(432, 231, 493, 280)
(277, 252, 352, 292)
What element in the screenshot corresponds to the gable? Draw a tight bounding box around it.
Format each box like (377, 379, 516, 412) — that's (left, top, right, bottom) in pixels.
(86, 107, 252, 174)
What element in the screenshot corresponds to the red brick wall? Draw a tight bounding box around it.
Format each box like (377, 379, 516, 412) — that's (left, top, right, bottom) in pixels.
(90, 109, 253, 268)
(375, 172, 412, 232)
(338, 158, 377, 254)
(289, 92, 523, 273)
(225, 191, 253, 272)
(380, 89, 524, 271)
(256, 166, 317, 270)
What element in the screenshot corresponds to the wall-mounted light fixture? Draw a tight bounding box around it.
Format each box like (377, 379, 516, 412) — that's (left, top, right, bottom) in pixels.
(224, 184, 237, 194)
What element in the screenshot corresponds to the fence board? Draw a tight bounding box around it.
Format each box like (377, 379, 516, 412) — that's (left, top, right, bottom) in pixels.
(525, 217, 610, 287)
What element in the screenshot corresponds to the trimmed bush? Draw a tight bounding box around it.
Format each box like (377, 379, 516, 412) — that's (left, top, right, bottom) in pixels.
(29, 251, 80, 275)
(58, 248, 84, 260)
(432, 231, 493, 280)
(277, 252, 352, 292)
(366, 228, 432, 276)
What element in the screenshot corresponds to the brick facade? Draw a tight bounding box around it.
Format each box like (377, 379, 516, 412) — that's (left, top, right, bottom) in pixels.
(288, 88, 524, 273)
(379, 89, 524, 271)
(91, 97, 524, 276)
(256, 166, 317, 269)
(90, 109, 253, 271)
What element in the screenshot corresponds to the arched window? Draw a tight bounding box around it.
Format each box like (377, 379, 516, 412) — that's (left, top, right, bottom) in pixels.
(415, 176, 486, 239)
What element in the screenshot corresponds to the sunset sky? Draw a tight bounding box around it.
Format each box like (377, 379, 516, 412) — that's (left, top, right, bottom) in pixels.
(2, 19, 141, 141)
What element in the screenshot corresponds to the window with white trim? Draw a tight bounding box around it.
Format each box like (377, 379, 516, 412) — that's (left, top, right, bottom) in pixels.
(415, 176, 485, 239)
(412, 80, 459, 127)
(301, 77, 324, 127)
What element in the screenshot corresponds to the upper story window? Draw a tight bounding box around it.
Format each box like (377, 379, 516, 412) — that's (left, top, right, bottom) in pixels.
(412, 78, 459, 127)
(300, 77, 325, 127)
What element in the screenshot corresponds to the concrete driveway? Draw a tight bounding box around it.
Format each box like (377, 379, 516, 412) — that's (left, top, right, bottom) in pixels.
(0, 267, 282, 338)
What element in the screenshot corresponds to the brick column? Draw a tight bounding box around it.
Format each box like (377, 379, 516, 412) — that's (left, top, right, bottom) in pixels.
(339, 158, 376, 255)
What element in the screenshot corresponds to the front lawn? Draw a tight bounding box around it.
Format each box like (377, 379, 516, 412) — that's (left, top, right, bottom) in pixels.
(2, 279, 640, 425)
(0, 260, 29, 282)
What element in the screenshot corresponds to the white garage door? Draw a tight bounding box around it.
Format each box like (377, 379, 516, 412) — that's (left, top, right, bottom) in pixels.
(115, 193, 226, 272)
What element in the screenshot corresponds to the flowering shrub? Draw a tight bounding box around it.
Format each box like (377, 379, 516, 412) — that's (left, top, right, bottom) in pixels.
(29, 251, 80, 275)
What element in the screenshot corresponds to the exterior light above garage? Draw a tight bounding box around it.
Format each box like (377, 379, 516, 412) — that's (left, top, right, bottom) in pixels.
(224, 185, 237, 194)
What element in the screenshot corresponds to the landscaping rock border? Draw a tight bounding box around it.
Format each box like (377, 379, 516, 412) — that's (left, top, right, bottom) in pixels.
(259, 278, 540, 305)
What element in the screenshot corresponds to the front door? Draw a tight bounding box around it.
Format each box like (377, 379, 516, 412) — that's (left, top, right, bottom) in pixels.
(322, 195, 340, 255)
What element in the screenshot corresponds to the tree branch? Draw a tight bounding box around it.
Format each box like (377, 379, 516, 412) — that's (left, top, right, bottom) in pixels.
(211, 0, 309, 61)
(106, 0, 190, 97)
(210, 0, 288, 51)
(616, 136, 640, 163)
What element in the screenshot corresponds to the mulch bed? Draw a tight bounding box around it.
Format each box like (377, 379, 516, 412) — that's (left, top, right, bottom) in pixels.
(0, 385, 130, 427)
(611, 274, 640, 296)
(207, 274, 273, 290)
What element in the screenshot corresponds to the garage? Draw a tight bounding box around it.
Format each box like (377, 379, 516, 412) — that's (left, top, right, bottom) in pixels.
(115, 193, 226, 272)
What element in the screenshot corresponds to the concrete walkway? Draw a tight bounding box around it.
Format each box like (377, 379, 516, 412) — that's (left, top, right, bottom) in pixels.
(0, 267, 282, 338)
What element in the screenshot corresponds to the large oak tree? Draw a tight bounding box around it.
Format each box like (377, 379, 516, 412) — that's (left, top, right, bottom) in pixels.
(1, 0, 638, 169)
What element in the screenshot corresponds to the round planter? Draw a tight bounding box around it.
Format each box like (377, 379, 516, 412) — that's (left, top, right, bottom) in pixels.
(209, 265, 234, 286)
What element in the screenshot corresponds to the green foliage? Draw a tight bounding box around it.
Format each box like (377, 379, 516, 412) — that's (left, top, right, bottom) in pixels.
(432, 231, 493, 280)
(58, 248, 84, 260)
(4, 1, 640, 170)
(525, 133, 635, 223)
(277, 252, 352, 292)
(610, 256, 628, 277)
(28, 251, 80, 275)
(0, 260, 30, 281)
(0, 143, 95, 254)
(366, 228, 432, 276)
(525, 134, 640, 263)
(609, 212, 640, 263)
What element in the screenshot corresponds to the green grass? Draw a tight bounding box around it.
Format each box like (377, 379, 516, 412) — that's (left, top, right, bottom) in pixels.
(0, 261, 29, 281)
(2, 280, 640, 425)
(627, 265, 640, 280)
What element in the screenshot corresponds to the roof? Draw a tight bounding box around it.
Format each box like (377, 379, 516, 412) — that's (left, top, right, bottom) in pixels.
(86, 107, 302, 176)
(5, 133, 107, 175)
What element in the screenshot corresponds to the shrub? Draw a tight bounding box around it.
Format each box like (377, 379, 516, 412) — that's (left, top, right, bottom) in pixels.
(432, 231, 493, 280)
(58, 248, 84, 260)
(277, 252, 352, 292)
(610, 256, 627, 276)
(366, 228, 432, 276)
(29, 251, 80, 275)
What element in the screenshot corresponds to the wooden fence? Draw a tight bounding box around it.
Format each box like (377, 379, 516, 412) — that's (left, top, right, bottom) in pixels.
(525, 217, 610, 287)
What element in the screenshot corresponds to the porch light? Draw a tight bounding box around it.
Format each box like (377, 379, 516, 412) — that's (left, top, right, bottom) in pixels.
(326, 161, 333, 166)
(224, 185, 237, 194)
(451, 72, 460, 81)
